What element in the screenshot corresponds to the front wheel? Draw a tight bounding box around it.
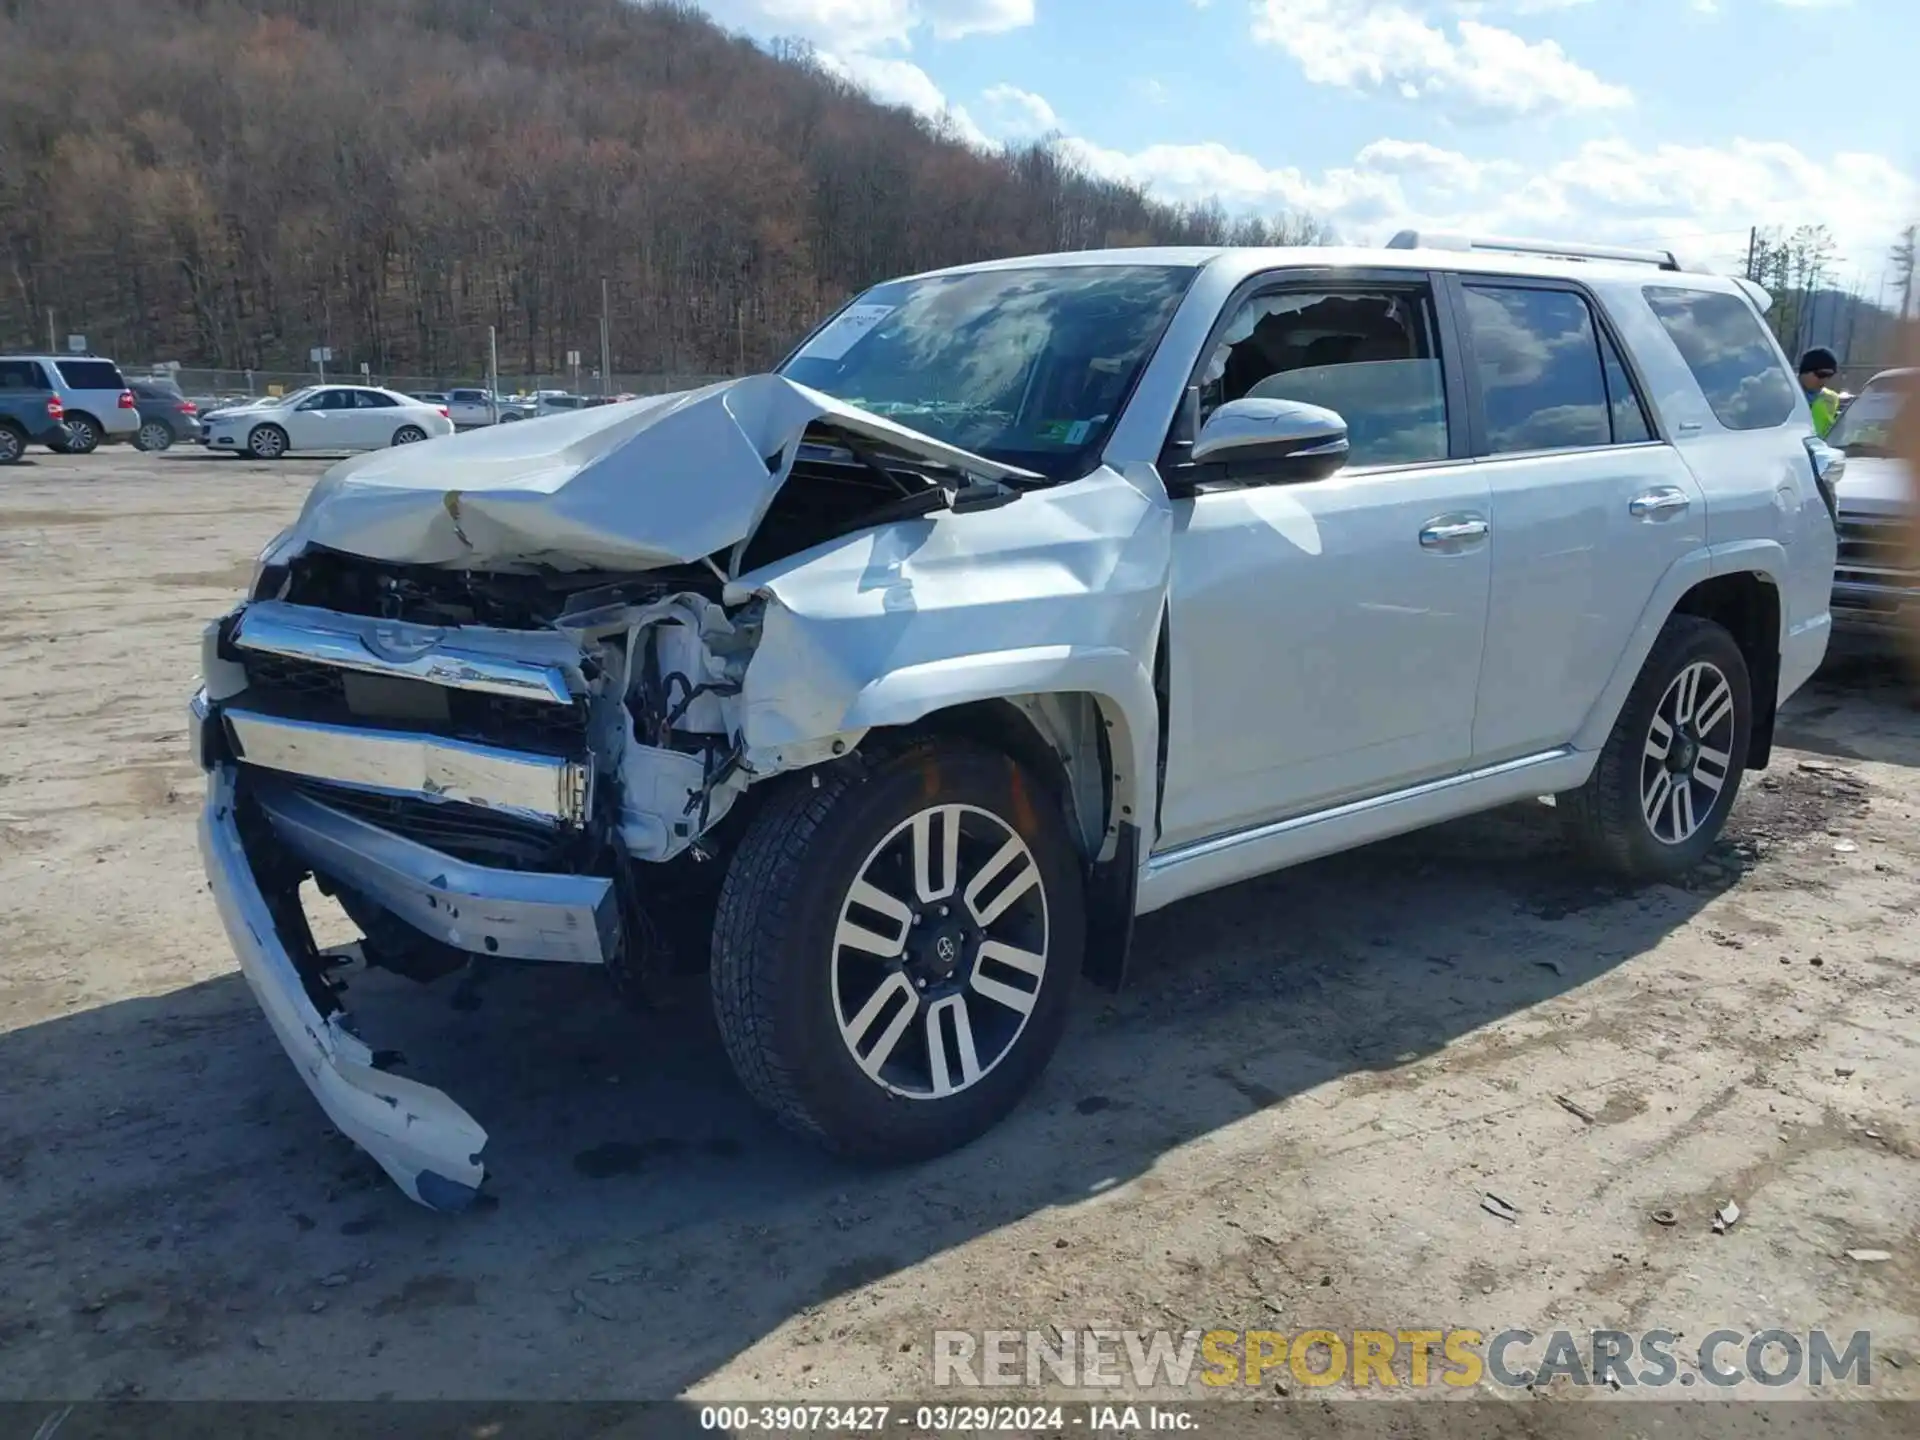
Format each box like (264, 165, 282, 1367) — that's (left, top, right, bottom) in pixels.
(1563, 614, 1751, 880)
(134, 420, 173, 452)
(247, 424, 288, 460)
(391, 424, 426, 446)
(711, 738, 1083, 1160)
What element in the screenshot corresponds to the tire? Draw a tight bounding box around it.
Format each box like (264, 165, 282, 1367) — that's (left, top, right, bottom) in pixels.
(499, 410, 522, 422)
(1563, 614, 1751, 880)
(247, 424, 289, 460)
(712, 738, 1084, 1160)
(60, 414, 102, 454)
(391, 425, 427, 446)
(134, 420, 174, 452)
(0, 423, 24, 465)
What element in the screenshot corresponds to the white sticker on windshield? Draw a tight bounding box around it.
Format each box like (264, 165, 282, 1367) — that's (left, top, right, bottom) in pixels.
(1064, 419, 1092, 445)
(800, 304, 895, 362)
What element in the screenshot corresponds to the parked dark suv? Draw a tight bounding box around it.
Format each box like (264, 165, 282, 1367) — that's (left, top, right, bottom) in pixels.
(129, 377, 203, 451)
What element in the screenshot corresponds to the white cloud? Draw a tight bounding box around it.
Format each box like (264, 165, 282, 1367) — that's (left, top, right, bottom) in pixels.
(699, 0, 1031, 50)
(1059, 131, 1915, 284)
(923, 0, 1034, 39)
(815, 51, 993, 146)
(980, 83, 1060, 136)
(1252, 0, 1631, 118)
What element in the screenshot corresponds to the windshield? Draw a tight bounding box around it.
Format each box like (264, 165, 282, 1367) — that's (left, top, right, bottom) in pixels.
(1829, 373, 1910, 457)
(273, 387, 319, 408)
(778, 264, 1197, 481)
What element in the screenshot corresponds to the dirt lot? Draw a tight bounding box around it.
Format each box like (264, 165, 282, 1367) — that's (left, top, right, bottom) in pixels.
(0, 446, 1916, 1406)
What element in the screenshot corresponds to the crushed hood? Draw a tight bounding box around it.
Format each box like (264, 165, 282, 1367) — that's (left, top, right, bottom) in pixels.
(284, 373, 1039, 573)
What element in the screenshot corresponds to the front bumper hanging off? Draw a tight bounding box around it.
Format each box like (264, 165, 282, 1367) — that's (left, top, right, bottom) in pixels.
(198, 761, 490, 1209)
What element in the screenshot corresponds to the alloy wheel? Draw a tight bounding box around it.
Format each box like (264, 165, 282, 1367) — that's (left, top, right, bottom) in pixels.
(1641, 660, 1736, 845)
(831, 803, 1050, 1099)
(0, 428, 20, 463)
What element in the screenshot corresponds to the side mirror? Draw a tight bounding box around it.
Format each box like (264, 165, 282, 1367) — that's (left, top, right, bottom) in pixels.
(1191, 397, 1349, 484)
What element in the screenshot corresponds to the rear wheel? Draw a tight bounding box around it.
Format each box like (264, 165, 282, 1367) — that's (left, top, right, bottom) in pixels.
(391, 424, 427, 446)
(60, 414, 101, 454)
(247, 423, 288, 460)
(1563, 615, 1751, 880)
(711, 739, 1083, 1160)
(134, 420, 174, 452)
(0, 423, 24, 465)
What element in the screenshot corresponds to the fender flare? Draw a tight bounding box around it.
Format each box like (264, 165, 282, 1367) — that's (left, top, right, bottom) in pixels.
(840, 643, 1162, 852)
(1572, 540, 1790, 753)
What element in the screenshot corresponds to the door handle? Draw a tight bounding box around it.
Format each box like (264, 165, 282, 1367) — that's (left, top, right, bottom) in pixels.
(1630, 488, 1691, 519)
(1419, 515, 1490, 549)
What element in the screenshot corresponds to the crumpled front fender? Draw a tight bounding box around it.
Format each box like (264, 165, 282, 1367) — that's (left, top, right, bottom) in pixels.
(730, 462, 1172, 842)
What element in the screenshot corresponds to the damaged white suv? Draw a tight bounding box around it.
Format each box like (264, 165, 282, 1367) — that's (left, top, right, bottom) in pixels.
(192, 234, 1839, 1209)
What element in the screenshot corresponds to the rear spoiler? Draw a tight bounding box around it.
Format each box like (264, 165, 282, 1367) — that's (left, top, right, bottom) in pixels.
(1732, 277, 1773, 315)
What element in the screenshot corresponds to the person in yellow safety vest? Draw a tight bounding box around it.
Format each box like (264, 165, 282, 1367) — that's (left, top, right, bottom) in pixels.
(1798, 346, 1843, 437)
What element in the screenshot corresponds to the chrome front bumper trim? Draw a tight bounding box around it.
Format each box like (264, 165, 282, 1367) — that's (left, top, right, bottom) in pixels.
(252, 780, 616, 965)
(232, 599, 580, 706)
(199, 766, 487, 1210)
(224, 706, 590, 826)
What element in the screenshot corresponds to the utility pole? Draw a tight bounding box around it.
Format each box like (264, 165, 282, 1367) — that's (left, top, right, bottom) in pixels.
(1745, 226, 1759, 282)
(600, 278, 612, 397)
(488, 325, 500, 424)
(1895, 224, 1917, 321)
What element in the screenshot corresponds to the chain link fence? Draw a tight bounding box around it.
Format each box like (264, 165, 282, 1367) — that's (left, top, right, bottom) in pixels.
(140, 366, 734, 404)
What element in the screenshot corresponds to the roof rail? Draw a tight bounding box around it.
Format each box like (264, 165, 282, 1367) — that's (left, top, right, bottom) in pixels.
(1386, 229, 1685, 272)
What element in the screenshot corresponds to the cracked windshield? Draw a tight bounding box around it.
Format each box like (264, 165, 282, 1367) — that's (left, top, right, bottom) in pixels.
(779, 264, 1195, 479)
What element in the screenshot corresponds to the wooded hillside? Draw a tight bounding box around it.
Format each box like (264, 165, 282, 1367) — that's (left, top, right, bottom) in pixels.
(0, 0, 1324, 377)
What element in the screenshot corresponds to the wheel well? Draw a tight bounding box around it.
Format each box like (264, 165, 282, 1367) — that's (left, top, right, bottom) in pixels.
(1672, 572, 1781, 770)
(899, 694, 1138, 992)
(65, 410, 100, 428)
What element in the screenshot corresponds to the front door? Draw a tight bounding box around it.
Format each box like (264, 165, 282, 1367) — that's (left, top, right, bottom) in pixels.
(1156, 277, 1493, 850)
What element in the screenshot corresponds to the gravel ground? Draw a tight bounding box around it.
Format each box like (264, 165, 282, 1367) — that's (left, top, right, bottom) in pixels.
(0, 447, 1914, 1406)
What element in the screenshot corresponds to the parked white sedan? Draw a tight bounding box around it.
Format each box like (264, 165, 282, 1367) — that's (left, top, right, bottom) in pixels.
(204, 386, 454, 459)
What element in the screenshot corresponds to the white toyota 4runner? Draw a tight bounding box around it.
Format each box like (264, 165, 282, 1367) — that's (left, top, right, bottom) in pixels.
(191, 233, 1840, 1209)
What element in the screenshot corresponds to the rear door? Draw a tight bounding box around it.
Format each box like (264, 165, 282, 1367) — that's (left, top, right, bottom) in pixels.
(53, 358, 132, 437)
(348, 387, 401, 446)
(1450, 275, 1705, 764)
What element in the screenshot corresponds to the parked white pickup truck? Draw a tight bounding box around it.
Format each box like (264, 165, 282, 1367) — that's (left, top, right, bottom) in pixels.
(192, 233, 1838, 1209)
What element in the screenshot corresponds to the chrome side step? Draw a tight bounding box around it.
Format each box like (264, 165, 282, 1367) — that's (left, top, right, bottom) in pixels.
(1137, 747, 1593, 914)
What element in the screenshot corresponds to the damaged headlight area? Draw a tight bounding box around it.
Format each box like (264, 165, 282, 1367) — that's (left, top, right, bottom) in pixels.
(194, 551, 800, 1205)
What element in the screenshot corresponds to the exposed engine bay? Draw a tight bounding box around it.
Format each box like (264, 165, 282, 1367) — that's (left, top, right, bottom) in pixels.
(193, 373, 1171, 1209)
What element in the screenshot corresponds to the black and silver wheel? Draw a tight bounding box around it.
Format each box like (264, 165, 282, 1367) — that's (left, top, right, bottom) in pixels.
(1564, 614, 1751, 879)
(391, 424, 427, 446)
(134, 419, 173, 452)
(711, 738, 1082, 1159)
(60, 414, 101, 454)
(0, 424, 23, 465)
(247, 423, 288, 460)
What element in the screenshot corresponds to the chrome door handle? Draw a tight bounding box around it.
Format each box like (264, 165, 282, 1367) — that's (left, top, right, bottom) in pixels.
(1419, 516, 1490, 549)
(1630, 488, 1691, 519)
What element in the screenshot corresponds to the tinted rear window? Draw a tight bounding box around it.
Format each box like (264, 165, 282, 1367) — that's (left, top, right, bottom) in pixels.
(1643, 287, 1796, 431)
(56, 360, 127, 390)
(0, 360, 50, 389)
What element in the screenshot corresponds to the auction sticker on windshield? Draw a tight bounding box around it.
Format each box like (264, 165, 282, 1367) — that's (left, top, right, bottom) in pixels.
(800, 304, 895, 362)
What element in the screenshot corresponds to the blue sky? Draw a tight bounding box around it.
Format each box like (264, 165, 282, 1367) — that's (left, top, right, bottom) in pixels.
(694, 0, 1916, 295)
